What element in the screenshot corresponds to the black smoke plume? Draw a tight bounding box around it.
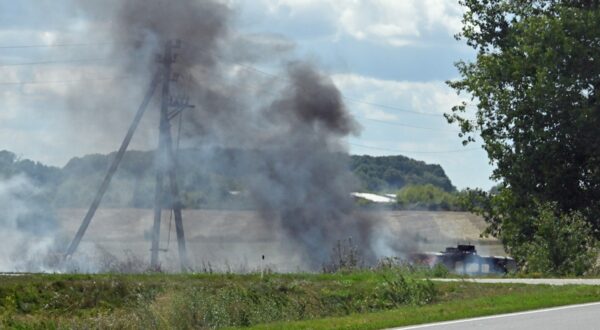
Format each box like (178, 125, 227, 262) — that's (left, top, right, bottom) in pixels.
(68, 0, 377, 269)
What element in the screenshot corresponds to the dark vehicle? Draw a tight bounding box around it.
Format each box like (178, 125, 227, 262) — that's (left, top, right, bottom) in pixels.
(409, 244, 516, 274)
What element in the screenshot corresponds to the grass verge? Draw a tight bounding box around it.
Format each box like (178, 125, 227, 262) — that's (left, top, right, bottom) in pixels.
(1, 272, 599, 329)
(243, 284, 600, 330)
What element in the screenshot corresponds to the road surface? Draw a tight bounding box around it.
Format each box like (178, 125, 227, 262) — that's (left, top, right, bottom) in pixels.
(390, 302, 600, 330)
(432, 278, 600, 285)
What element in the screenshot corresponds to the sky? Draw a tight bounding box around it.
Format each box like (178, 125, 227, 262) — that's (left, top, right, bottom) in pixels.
(0, 0, 495, 190)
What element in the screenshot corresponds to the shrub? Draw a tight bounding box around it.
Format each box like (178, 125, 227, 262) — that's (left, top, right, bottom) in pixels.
(322, 238, 363, 273)
(377, 271, 437, 306)
(160, 274, 438, 329)
(396, 184, 464, 211)
(521, 203, 599, 276)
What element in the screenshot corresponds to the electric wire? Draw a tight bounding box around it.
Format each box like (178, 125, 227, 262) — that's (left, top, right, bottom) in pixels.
(0, 76, 132, 86)
(0, 40, 467, 117)
(182, 42, 447, 117)
(349, 143, 480, 154)
(0, 42, 472, 153)
(0, 42, 116, 49)
(354, 115, 459, 132)
(0, 58, 112, 67)
(343, 97, 442, 117)
(230, 59, 458, 118)
(240, 65, 444, 117)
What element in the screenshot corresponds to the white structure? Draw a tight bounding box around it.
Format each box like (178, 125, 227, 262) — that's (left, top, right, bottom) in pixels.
(351, 192, 395, 203)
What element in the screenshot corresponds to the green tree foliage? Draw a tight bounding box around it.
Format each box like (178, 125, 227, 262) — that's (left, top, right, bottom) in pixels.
(0, 150, 60, 231)
(350, 155, 455, 192)
(448, 0, 600, 274)
(396, 184, 464, 211)
(0, 150, 61, 185)
(464, 188, 598, 275)
(0, 149, 456, 210)
(524, 203, 599, 275)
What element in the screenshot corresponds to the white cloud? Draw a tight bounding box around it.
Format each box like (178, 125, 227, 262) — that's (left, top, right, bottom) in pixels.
(332, 73, 466, 117)
(255, 0, 463, 46)
(331, 73, 492, 189)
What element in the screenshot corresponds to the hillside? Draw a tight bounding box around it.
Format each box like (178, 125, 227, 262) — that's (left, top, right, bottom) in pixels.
(56, 209, 504, 272)
(351, 155, 455, 192)
(0, 149, 455, 208)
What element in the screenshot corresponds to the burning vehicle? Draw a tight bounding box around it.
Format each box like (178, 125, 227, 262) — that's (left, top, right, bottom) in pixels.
(409, 244, 517, 274)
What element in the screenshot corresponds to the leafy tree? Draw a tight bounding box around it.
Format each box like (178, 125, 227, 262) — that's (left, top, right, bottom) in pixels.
(396, 184, 463, 211)
(461, 188, 598, 274)
(449, 0, 600, 273)
(524, 203, 598, 275)
(0, 150, 17, 178)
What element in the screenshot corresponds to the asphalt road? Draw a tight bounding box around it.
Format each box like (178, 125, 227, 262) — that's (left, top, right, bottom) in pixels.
(432, 278, 600, 285)
(391, 302, 600, 330)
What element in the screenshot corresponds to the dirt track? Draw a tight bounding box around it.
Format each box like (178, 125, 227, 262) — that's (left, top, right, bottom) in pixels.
(57, 209, 504, 272)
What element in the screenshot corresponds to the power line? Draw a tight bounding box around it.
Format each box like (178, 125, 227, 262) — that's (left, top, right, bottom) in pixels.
(1, 39, 454, 119)
(229, 69, 456, 131)
(229, 64, 444, 117)
(229, 69, 454, 132)
(239, 64, 444, 117)
(169, 66, 457, 134)
(354, 115, 458, 132)
(0, 42, 116, 49)
(343, 97, 442, 117)
(1, 40, 459, 118)
(0, 42, 459, 134)
(349, 143, 480, 154)
(0, 76, 132, 86)
(0, 58, 111, 67)
(183, 42, 449, 117)
(174, 51, 459, 133)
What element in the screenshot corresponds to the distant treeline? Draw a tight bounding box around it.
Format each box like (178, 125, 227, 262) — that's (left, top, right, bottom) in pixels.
(350, 155, 455, 193)
(0, 149, 455, 209)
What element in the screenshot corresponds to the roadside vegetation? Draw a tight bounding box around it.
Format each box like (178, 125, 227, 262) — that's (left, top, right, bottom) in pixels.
(0, 268, 438, 329)
(246, 283, 600, 330)
(1, 270, 599, 329)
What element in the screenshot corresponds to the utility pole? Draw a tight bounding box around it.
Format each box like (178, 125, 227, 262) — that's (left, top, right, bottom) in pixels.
(150, 40, 193, 271)
(66, 39, 193, 273)
(65, 74, 160, 259)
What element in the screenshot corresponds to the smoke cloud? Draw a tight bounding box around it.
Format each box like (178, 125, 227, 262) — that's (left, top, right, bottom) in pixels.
(0, 175, 59, 272)
(13, 0, 383, 271)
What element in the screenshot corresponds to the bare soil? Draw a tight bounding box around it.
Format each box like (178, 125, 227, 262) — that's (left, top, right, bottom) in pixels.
(56, 209, 504, 272)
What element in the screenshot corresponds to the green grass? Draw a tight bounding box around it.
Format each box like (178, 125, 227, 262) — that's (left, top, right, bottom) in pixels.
(243, 284, 600, 330)
(1, 272, 599, 329)
(0, 271, 434, 328)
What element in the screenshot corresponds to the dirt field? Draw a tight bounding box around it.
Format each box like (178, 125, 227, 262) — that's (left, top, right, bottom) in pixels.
(57, 209, 504, 272)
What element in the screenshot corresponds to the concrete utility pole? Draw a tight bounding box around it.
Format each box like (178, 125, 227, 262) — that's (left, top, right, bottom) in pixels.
(150, 40, 192, 271)
(66, 39, 193, 273)
(65, 74, 160, 259)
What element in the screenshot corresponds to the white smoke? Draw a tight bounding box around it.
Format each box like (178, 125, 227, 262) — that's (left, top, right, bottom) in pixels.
(0, 175, 60, 272)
